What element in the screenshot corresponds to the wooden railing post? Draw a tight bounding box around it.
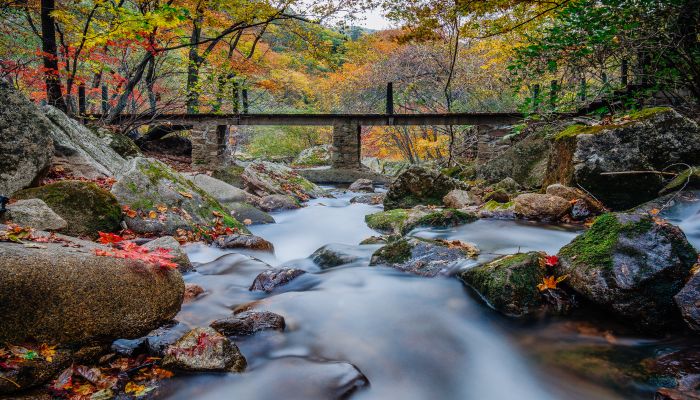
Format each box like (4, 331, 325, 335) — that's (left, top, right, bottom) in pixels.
(242, 89, 249, 114)
(78, 84, 86, 116)
(549, 80, 558, 109)
(386, 82, 394, 115)
(621, 60, 628, 87)
(101, 85, 109, 114)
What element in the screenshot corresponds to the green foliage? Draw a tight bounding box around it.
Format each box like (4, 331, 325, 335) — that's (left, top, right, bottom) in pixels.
(246, 126, 329, 160)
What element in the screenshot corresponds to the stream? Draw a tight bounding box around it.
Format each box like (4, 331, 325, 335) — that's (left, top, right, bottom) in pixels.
(159, 189, 700, 400)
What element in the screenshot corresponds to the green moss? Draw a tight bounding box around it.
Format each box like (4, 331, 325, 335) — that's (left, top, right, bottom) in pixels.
(365, 209, 409, 234)
(407, 209, 476, 231)
(482, 200, 514, 211)
(483, 189, 510, 203)
(371, 239, 413, 264)
(14, 180, 121, 238)
(626, 107, 672, 121)
(554, 108, 673, 142)
(211, 165, 245, 187)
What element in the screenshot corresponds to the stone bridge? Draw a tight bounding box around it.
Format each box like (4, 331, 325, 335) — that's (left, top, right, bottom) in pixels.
(105, 112, 524, 170)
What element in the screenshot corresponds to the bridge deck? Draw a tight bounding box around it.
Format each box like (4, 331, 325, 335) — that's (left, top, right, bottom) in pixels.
(96, 112, 526, 126)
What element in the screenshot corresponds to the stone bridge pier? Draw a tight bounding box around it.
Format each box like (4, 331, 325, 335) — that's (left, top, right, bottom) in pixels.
(190, 123, 227, 169)
(330, 122, 362, 169)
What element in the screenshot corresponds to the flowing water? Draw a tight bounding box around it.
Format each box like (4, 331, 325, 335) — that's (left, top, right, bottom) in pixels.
(160, 190, 700, 400)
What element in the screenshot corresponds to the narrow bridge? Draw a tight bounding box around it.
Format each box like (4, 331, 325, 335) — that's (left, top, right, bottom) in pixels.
(104, 112, 524, 170)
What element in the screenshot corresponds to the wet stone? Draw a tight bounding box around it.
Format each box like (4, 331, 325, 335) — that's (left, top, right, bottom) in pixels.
(210, 310, 286, 336)
(249, 268, 307, 293)
(162, 327, 247, 373)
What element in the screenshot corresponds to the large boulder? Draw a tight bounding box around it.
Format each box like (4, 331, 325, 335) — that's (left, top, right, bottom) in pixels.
(545, 183, 605, 220)
(0, 229, 184, 345)
(258, 194, 300, 212)
(162, 327, 246, 372)
(514, 193, 571, 221)
(365, 208, 476, 235)
(674, 273, 700, 332)
(0, 83, 54, 195)
(443, 189, 477, 209)
(0, 199, 67, 231)
(348, 178, 374, 193)
(43, 105, 126, 178)
(111, 157, 247, 236)
(370, 238, 479, 277)
(292, 144, 332, 167)
(477, 131, 550, 189)
(242, 161, 324, 201)
(384, 166, 467, 210)
(544, 108, 700, 210)
(183, 173, 249, 207)
(556, 213, 698, 331)
(458, 252, 569, 317)
(14, 180, 122, 238)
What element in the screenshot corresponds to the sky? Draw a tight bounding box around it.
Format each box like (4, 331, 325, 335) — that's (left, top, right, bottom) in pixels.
(355, 9, 394, 30)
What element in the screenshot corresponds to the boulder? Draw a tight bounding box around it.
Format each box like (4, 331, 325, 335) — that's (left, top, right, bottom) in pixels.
(544, 108, 700, 210)
(493, 177, 522, 193)
(370, 238, 479, 277)
(546, 183, 605, 220)
(183, 173, 249, 207)
(365, 208, 476, 236)
(214, 233, 274, 252)
(142, 236, 193, 273)
(211, 165, 245, 188)
(384, 166, 467, 210)
(443, 189, 476, 209)
(556, 213, 698, 331)
(144, 321, 191, 357)
(14, 180, 122, 239)
(162, 327, 246, 372)
(477, 132, 550, 189)
(1, 199, 67, 231)
(110, 157, 247, 236)
(242, 161, 324, 201)
(674, 273, 700, 332)
(311, 243, 364, 269)
(458, 252, 570, 317)
(249, 268, 306, 293)
(210, 311, 286, 336)
(92, 127, 140, 159)
(43, 105, 126, 178)
(292, 144, 332, 167)
(0, 83, 54, 195)
(0, 230, 184, 345)
(228, 202, 275, 224)
(348, 178, 374, 193)
(258, 194, 300, 212)
(483, 189, 510, 204)
(184, 283, 205, 302)
(359, 236, 388, 245)
(514, 193, 571, 221)
(350, 193, 385, 205)
(478, 200, 516, 219)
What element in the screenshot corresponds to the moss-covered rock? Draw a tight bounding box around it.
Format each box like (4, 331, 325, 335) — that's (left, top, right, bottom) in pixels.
(111, 157, 248, 236)
(544, 108, 700, 210)
(292, 144, 332, 167)
(557, 212, 698, 332)
(458, 252, 549, 317)
(211, 165, 246, 188)
(14, 180, 121, 238)
(370, 237, 479, 277)
(92, 127, 140, 158)
(365, 209, 411, 235)
(483, 189, 510, 204)
(403, 209, 477, 233)
(365, 208, 476, 235)
(383, 166, 467, 210)
(242, 161, 325, 201)
(477, 129, 552, 189)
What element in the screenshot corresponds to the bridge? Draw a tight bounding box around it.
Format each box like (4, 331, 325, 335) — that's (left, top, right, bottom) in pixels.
(104, 111, 524, 170)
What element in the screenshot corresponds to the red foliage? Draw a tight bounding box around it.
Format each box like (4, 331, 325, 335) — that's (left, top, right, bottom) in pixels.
(93, 239, 178, 271)
(544, 255, 559, 267)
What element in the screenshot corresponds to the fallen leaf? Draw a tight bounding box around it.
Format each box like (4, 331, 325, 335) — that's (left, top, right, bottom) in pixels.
(243, 219, 252, 225)
(148, 210, 158, 219)
(178, 191, 193, 199)
(156, 204, 168, 213)
(39, 344, 56, 363)
(125, 381, 154, 396)
(212, 210, 223, 218)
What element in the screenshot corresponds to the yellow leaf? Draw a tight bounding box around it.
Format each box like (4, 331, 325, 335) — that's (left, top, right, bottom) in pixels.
(649, 208, 660, 216)
(156, 204, 168, 213)
(178, 191, 193, 199)
(39, 343, 56, 363)
(212, 211, 223, 218)
(125, 382, 153, 396)
(148, 210, 157, 219)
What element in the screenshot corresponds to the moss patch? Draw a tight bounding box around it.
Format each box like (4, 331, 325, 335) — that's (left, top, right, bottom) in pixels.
(626, 107, 672, 121)
(371, 239, 413, 264)
(14, 180, 121, 238)
(405, 209, 476, 232)
(482, 200, 514, 211)
(365, 209, 410, 234)
(212, 165, 245, 188)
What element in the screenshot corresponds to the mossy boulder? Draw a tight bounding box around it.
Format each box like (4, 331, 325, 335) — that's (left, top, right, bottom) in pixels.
(242, 161, 325, 201)
(384, 166, 468, 210)
(483, 189, 510, 204)
(365, 208, 476, 235)
(211, 165, 246, 188)
(292, 144, 332, 167)
(92, 127, 140, 158)
(111, 157, 248, 236)
(365, 209, 411, 235)
(458, 252, 550, 317)
(370, 237, 479, 277)
(228, 202, 275, 225)
(544, 108, 700, 210)
(403, 209, 477, 233)
(477, 131, 551, 189)
(14, 180, 121, 238)
(514, 193, 571, 221)
(556, 213, 698, 331)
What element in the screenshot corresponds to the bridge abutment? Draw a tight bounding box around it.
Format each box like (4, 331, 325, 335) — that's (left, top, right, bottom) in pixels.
(191, 123, 227, 169)
(331, 122, 362, 169)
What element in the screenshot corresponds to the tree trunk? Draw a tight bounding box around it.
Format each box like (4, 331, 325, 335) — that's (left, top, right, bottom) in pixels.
(186, 10, 203, 114)
(40, 0, 66, 111)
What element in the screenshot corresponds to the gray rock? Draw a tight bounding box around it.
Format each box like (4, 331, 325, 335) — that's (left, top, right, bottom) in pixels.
(348, 178, 374, 193)
(259, 194, 300, 212)
(0, 83, 53, 195)
(546, 183, 605, 220)
(544, 108, 700, 210)
(2, 199, 67, 231)
(13, 180, 122, 239)
(384, 166, 468, 210)
(557, 213, 698, 331)
(292, 144, 332, 167)
(214, 233, 274, 252)
(249, 268, 306, 292)
(43, 105, 126, 178)
(311, 243, 363, 269)
(514, 193, 571, 221)
(298, 168, 391, 184)
(243, 161, 324, 201)
(370, 238, 479, 277)
(0, 229, 184, 345)
(144, 321, 191, 356)
(111, 157, 248, 236)
(229, 202, 275, 224)
(143, 236, 193, 273)
(674, 273, 700, 332)
(163, 327, 246, 372)
(477, 132, 550, 189)
(483, 189, 511, 204)
(183, 173, 249, 205)
(443, 189, 476, 209)
(350, 193, 384, 205)
(210, 310, 285, 336)
(493, 177, 521, 193)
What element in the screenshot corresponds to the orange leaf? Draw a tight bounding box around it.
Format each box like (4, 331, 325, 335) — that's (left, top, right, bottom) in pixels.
(148, 210, 157, 219)
(178, 191, 193, 199)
